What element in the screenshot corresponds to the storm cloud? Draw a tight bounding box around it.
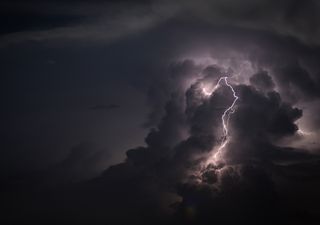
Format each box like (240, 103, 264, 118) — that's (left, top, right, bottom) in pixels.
(2, 0, 320, 225)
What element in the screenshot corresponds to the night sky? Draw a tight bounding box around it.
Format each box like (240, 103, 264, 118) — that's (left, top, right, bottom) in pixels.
(2, 1, 320, 225)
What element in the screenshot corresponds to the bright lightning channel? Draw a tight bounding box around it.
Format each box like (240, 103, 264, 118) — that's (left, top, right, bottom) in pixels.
(202, 76, 239, 164)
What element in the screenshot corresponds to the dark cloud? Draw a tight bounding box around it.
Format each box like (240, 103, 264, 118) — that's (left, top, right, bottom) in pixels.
(0, 11, 85, 35)
(89, 103, 120, 111)
(2, 0, 320, 225)
(250, 70, 275, 92)
(3, 58, 320, 225)
(175, 165, 280, 225)
(70, 62, 319, 225)
(231, 85, 302, 141)
(1, 0, 320, 46)
(274, 62, 320, 102)
(46, 142, 111, 183)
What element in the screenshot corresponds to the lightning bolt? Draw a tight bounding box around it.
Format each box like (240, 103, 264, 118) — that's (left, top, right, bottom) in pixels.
(203, 76, 239, 164)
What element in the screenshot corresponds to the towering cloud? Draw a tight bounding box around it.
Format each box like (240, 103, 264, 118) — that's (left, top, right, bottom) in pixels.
(2, 1, 320, 225)
(90, 59, 319, 224)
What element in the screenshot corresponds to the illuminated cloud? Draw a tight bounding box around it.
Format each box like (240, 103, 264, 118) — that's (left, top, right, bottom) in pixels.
(3, 1, 320, 225)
